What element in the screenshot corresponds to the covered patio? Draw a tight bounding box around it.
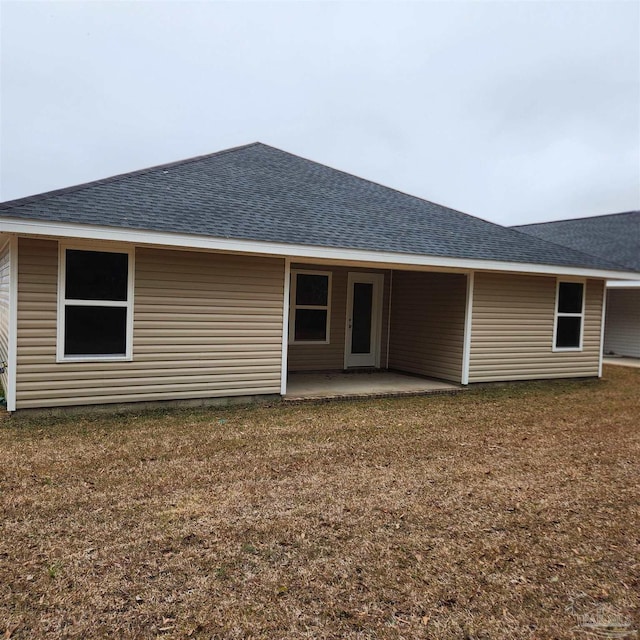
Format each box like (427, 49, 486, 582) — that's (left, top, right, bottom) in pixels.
(285, 264, 471, 398)
(285, 370, 463, 401)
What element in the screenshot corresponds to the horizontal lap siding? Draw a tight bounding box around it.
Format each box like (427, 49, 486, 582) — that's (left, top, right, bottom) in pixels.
(604, 289, 640, 358)
(388, 272, 466, 383)
(287, 264, 390, 371)
(16, 239, 284, 408)
(468, 273, 603, 382)
(0, 237, 10, 398)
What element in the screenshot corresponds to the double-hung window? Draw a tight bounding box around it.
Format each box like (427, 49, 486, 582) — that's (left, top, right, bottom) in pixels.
(58, 246, 134, 361)
(553, 280, 585, 350)
(289, 270, 331, 343)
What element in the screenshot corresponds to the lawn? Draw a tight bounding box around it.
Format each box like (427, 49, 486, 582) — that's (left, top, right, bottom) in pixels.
(1, 365, 638, 639)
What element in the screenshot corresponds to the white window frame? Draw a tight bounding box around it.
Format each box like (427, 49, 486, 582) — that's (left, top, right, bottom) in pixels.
(552, 278, 585, 352)
(288, 269, 332, 345)
(57, 243, 135, 362)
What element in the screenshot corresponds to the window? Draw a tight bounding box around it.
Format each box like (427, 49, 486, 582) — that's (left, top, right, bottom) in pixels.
(58, 246, 134, 360)
(289, 270, 331, 343)
(554, 280, 584, 350)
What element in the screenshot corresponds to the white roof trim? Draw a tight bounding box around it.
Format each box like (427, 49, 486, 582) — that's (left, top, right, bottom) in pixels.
(2, 217, 639, 280)
(607, 280, 640, 288)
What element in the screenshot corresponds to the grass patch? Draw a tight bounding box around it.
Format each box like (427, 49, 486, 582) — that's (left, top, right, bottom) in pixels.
(1, 365, 638, 638)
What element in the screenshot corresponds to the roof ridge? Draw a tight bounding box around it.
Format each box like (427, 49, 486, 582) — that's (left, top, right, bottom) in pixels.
(0, 142, 263, 210)
(513, 210, 640, 228)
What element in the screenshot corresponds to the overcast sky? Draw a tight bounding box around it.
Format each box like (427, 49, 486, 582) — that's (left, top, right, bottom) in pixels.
(1, 0, 638, 225)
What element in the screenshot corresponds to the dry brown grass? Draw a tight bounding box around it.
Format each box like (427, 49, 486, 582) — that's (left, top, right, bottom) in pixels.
(1, 365, 639, 639)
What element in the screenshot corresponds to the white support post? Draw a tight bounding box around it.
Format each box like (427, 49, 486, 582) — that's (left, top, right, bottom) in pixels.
(598, 282, 608, 378)
(280, 257, 291, 396)
(461, 271, 475, 385)
(385, 269, 393, 369)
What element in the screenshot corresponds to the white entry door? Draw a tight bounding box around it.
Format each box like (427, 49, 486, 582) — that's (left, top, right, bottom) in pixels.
(344, 272, 384, 368)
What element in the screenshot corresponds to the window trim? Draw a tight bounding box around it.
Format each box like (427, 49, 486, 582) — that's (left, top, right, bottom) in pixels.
(56, 243, 135, 362)
(552, 278, 585, 352)
(288, 269, 332, 345)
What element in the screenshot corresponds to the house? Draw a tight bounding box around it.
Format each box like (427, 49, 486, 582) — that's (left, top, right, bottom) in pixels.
(0, 143, 638, 412)
(515, 212, 640, 359)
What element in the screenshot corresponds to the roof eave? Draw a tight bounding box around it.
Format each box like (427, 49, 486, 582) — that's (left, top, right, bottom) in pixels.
(1, 217, 637, 281)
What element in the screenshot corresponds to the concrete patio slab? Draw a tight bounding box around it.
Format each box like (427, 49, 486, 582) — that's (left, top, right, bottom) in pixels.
(285, 371, 462, 401)
(603, 357, 640, 369)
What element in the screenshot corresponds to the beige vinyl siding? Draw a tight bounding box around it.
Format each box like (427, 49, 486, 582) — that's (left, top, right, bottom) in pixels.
(16, 238, 285, 409)
(287, 264, 390, 371)
(604, 288, 640, 358)
(468, 273, 604, 382)
(0, 237, 11, 398)
(388, 271, 466, 383)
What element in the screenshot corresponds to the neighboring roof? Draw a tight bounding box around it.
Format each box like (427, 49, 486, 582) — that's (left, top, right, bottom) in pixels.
(515, 211, 640, 271)
(0, 142, 630, 273)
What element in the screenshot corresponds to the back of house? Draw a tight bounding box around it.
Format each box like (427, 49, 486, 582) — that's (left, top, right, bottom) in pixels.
(1, 144, 638, 412)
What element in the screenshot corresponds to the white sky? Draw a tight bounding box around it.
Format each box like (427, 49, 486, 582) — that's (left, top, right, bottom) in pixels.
(1, 0, 639, 225)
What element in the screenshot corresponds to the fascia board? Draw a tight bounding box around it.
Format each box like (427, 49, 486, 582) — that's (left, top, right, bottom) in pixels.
(607, 280, 640, 288)
(2, 217, 639, 281)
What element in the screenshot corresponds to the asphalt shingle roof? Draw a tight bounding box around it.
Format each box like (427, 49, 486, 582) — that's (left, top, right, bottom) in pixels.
(0, 143, 630, 272)
(515, 212, 640, 272)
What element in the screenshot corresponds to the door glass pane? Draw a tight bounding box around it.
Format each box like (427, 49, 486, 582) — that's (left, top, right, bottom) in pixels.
(294, 309, 327, 341)
(65, 306, 127, 355)
(351, 282, 373, 354)
(66, 250, 128, 301)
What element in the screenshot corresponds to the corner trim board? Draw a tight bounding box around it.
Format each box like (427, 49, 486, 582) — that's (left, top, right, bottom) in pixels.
(7, 236, 18, 412)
